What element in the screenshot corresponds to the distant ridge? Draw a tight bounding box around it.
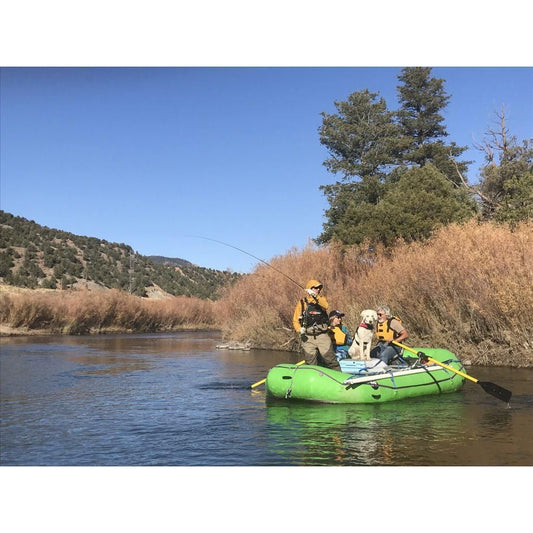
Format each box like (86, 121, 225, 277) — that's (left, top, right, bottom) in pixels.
(148, 255, 193, 267)
(0, 210, 242, 298)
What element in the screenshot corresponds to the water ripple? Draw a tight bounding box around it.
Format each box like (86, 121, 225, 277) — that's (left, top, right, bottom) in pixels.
(1, 333, 532, 466)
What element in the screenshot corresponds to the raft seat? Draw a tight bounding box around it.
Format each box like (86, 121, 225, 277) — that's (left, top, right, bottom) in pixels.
(339, 358, 389, 375)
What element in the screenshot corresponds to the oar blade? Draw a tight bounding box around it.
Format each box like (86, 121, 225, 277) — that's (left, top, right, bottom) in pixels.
(479, 381, 512, 403)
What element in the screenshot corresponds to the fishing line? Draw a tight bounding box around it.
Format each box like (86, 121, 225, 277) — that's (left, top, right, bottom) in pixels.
(188, 235, 305, 290)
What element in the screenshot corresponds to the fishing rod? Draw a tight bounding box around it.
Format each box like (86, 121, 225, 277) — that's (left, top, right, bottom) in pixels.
(189, 235, 305, 290)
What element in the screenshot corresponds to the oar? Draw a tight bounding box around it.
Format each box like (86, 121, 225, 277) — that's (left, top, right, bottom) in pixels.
(251, 360, 305, 389)
(393, 341, 512, 404)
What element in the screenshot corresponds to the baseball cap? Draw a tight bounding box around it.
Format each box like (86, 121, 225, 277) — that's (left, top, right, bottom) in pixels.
(329, 310, 345, 319)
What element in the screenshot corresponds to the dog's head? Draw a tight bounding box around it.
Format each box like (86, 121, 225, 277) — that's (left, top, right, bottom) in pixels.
(360, 309, 378, 327)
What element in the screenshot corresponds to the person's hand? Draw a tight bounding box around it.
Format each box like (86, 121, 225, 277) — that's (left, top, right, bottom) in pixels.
(300, 327, 306, 334)
(417, 351, 429, 363)
(306, 288, 317, 297)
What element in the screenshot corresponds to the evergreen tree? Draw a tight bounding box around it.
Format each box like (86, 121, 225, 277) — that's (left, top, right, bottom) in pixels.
(317, 89, 404, 243)
(475, 109, 533, 223)
(396, 67, 470, 183)
(320, 89, 403, 181)
(373, 164, 477, 244)
(317, 68, 475, 247)
(326, 165, 477, 246)
(0, 250, 14, 277)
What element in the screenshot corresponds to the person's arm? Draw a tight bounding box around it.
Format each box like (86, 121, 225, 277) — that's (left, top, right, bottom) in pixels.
(395, 328, 408, 343)
(293, 301, 303, 332)
(316, 294, 329, 312)
(391, 319, 408, 343)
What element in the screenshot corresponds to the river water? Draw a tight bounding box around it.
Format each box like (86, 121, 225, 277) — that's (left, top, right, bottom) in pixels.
(1, 331, 532, 467)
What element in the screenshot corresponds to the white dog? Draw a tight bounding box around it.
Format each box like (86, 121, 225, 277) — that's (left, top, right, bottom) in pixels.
(348, 309, 378, 360)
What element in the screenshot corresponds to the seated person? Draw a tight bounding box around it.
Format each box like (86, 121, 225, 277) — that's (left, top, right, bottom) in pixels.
(370, 305, 409, 365)
(329, 310, 353, 361)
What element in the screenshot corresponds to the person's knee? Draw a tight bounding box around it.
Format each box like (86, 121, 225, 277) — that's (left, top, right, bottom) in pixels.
(379, 347, 395, 364)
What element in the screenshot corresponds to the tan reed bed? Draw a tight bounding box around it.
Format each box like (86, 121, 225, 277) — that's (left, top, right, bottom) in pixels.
(0, 289, 216, 335)
(216, 221, 533, 367)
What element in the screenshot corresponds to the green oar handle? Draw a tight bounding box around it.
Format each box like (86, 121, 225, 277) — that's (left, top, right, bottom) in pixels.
(393, 341, 478, 383)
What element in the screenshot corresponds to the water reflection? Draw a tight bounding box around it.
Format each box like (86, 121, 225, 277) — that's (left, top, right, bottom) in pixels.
(1, 332, 532, 466)
(1, 330, 221, 355)
(64, 354, 154, 375)
(198, 380, 254, 391)
(481, 407, 513, 432)
(265, 396, 469, 466)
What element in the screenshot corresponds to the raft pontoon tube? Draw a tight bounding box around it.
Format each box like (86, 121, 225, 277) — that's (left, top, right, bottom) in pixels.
(265, 348, 465, 404)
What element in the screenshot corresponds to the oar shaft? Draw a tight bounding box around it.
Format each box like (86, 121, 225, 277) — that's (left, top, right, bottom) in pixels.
(251, 378, 267, 389)
(427, 357, 477, 383)
(393, 341, 512, 404)
(251, 360, 305, 389)
(393, 341, 478, 383)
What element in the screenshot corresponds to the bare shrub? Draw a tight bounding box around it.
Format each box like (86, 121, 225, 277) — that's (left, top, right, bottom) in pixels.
(217, 221, 532, 366)
(4, 292, 56, 329)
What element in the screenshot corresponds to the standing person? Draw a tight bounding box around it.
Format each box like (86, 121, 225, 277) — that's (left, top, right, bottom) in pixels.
(329, 310, 353, 361)
(370, 305, 409, 364)
(292, 280, 341, 371)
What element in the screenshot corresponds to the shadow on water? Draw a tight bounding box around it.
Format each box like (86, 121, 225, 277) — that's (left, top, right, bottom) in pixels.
(198, 381, 253, 391)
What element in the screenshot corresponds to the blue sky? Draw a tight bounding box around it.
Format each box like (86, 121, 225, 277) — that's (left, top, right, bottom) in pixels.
(0, 2, 529, 521)
(1, 66, 532, 272)
(1, 67, 532, 272)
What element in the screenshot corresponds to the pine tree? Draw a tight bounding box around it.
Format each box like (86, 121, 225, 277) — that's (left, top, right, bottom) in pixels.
(396, 67, 469, 184)
(317, 68, 475, 246)
(317, 89, 404, 243)
(319, 89, 403, 181)
(476, 109, 533, 222)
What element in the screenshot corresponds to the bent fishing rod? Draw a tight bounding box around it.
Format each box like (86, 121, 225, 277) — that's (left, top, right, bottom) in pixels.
(189, 236, 305, 291)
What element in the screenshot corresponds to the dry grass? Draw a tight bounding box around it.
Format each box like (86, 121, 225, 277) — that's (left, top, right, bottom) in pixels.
(216, 221, 533, 367)
(2, 221, 531, 366)
(0, 289, 216, 335)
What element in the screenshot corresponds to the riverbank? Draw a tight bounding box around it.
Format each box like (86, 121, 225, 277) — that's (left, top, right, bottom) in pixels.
(0, 287, 217, 336)
(2, 320, 530, 367)
(215, 222, 533, 368)
(2, 222, 532, 367)
(0, 323, 216, 337)
(2, 318, 530, 368)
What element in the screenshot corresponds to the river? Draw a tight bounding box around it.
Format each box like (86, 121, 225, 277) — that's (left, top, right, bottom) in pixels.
(1, 331, 532, 467)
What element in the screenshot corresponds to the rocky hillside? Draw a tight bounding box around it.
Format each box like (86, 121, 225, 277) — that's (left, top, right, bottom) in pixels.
(0, 211, 242, 298)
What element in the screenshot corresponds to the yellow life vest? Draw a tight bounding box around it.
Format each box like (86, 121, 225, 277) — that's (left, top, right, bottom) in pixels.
(375, 316, 402, 342)
(331, 325, 347, 346)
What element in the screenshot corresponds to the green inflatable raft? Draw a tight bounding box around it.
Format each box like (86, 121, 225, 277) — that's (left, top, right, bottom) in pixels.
(265, 348, 465, 404)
